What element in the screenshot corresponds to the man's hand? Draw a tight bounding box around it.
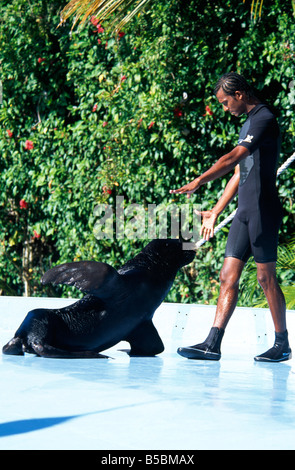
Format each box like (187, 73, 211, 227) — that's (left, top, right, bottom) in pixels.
(199, 210, 219, 240)
(170, 178, 201, 198)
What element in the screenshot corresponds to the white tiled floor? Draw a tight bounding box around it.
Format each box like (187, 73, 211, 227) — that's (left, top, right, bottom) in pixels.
(0, 296, 295, 450)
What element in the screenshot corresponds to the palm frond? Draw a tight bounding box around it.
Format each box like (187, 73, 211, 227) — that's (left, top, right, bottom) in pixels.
(243, 0, 264, 21)
(61, 0, 295, 32)
(251, 0, 264, 20)
(239, 235, 295, 310)
(254, 285, 295, 310)
(282, 285, 295, 310)
(277, 245, 295, 271)
(60, 0, 151, 32)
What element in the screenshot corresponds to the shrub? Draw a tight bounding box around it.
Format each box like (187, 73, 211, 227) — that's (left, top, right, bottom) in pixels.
(0, 0, 294, 305)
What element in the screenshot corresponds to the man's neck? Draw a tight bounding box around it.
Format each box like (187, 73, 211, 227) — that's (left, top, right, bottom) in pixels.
(245, 97, 261, 114)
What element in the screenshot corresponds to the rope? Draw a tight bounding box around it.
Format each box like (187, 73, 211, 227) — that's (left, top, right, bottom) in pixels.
(277, 151, 295, 177)
(194, 151, 295, 249)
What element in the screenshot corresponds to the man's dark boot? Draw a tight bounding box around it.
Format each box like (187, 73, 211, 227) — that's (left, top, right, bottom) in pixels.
(254, 330, 292, 362)
(177, 327, 224, 360)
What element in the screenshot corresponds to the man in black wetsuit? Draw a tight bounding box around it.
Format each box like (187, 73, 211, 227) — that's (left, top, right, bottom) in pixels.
(170, 72, 291, 362)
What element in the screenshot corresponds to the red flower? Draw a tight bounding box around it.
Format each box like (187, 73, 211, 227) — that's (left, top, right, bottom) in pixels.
(92, 104, 98, 112)
(97, 25, 104, 33)
(19, 199, 28, 210)
(102, 121, 108, 127)
(33, 230, 41, 239)
(24, 140, 34, 150)
(118, 31, 125, 39)
(173, 107, 182, 118)
(90, 16, 99, 27)
(102, 186, 112, 195)
(203, 105, 213, 116)
(6, 129, 13, 138)
(98, 39, 102, 44)
(148, 121, 155, 129)
(91, 16, 104, 33)
(38, 57, 45, 63)
(121, 75, 127, 82)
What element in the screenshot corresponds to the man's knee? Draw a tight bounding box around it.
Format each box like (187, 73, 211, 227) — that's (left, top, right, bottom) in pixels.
(220, 259, 243, 287)
(256, 263, 277, 290)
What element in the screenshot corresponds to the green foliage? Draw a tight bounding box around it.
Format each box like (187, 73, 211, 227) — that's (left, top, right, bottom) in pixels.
(239, 238, 295, 309)
(0, 0, 294, 305)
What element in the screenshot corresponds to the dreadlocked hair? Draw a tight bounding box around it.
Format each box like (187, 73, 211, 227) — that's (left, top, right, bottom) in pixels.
(214, 72, 255, 99)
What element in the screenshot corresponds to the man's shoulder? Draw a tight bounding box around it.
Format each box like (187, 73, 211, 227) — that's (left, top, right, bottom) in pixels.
(249, 103, 277, 121)
(238, 103, 280, 146)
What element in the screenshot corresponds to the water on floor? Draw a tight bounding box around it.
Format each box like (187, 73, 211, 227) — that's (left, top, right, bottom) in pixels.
(0, 296, 294, 450)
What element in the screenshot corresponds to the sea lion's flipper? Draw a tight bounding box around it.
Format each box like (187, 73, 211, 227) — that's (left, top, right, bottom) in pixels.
(41, 261, 119, 297)
(124, 320, 164, 356)
(2, 337, 24, 356)
(31, 342, 110, 359)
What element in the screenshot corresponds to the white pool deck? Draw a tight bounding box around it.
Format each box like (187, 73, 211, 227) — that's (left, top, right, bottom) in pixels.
(0, 295, 295, 451)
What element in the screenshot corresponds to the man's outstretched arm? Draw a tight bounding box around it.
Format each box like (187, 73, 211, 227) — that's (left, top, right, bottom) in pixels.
(170, 145, 249, 198)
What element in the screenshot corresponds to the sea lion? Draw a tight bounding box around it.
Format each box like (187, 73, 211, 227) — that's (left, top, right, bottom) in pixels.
(2, 239, 195, 358)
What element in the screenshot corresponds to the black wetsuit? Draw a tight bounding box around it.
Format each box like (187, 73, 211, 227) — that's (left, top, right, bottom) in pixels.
(225, 104, 283, 263)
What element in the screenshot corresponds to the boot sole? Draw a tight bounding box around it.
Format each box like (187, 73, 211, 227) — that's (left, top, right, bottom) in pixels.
(177, 347, 221, 360)
(254, 351, 292, 363)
